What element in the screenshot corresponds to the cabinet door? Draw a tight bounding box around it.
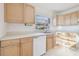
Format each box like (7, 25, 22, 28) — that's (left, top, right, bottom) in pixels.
(21, 37, 33, 56)
(64, 14, 71, 25)
(77, 12, 79, 24)
(0, 47, 1, 56)
(21, 43, 33, 56)
(57, 15, 64, 26)
(46, 35, 55, 51)
(5, 3, 24, 23)
(1, 45, 19, 56)
(70, 12, 78, 25)
(24, 4, 35, 24)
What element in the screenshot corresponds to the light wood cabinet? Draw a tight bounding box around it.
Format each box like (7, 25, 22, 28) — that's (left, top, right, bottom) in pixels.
(46, 35, 55, 51)
(1, 45, 19, 56)
(5, 3, 24, 23)
(5, 3, 35, 24)
(57, 15, 64, 26)
(0, 37, 33, 56)
(20, 37, 33, 56)
(64, 14, 71, 25)
(24, 4, 35, 24)
(77, 12, 79, 24)
(0, 39, 19, 56)
(56, 12, 78, 26)
(70, 12, 78, 25)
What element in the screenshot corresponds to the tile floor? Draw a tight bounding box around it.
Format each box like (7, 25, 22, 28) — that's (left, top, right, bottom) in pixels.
(44, 45, 79, 56)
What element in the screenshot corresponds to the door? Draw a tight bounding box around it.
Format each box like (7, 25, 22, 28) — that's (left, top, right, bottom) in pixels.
(5, 3, 24, 23)
(77, 12, 79, 24)
(1, 45, 19, 56)
(21, 43, 33, 56)
(57, 15, 64, 26)
(64, 14, 71, 25)
(70, 12, 78, 25)
(24, 4, 35, 24)
(33, 36, 46, 56)
(21, 37, 33, 56)
(46, 35, 55, 51)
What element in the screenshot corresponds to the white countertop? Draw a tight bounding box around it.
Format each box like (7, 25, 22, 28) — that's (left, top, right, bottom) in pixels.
(0, 31, 55, 41)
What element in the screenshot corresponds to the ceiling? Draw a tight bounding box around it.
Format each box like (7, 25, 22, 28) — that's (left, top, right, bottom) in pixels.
(30, 3, 79, 12)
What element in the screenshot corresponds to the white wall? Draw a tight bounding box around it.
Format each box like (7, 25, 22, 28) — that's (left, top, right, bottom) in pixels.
(0, 3, 6, 38)
(7, 23, 35, 32)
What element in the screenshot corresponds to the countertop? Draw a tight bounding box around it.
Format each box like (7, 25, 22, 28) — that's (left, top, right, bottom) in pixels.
(0, 31, 55, 41)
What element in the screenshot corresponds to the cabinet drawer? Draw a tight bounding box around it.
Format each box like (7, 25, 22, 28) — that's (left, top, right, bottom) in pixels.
(21, 37, 32, 44)
(1, 39, 19, 47)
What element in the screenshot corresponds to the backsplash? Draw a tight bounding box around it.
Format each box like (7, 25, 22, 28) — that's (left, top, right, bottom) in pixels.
(6, 23, 35, 32)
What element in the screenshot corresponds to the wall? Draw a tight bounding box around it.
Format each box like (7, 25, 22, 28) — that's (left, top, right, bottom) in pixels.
(7, 23, 35, 32)
(0, 3, 6, 38)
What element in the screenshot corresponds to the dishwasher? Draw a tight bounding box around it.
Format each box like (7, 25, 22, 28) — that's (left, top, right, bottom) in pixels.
(33, 35, 46, 56)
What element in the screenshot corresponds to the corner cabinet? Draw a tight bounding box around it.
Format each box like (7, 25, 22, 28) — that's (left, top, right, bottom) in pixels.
(5, 3, 35, 24)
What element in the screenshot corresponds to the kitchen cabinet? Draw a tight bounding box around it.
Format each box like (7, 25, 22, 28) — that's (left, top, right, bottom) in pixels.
(46, 35, 56, 51)
(5, 3, 35, 24)
(70, 12, 78, 25)
(0, 39, 19, 56)
(57, 15, 64, 26)
(33, 36, 46, 56)
(20, 37, 33, 56)
(56, 11, 78, 26)
(5, 3, 24, 23)
(77, 12, 79, 24)
(0, 37, 33, 56)
(64, 14, 71, 25)
(24, 4, 35, 24)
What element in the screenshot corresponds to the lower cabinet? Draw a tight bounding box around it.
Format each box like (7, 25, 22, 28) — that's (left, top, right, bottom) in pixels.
(0, 37, 33, 56)
(0, 35, 55, 56)
(46, 35, 56, 51)
(1, 45, 19, 56)
(20, 37, 33, 56)
(0, 39, 19, 56)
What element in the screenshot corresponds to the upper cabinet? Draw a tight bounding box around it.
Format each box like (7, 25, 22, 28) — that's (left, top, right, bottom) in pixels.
(70, 12, 78, 25)
(64, 14, 71, 26)
(77, 12, 79, 24)
(5, 3, 24, 23)
(56, 15, 64, 26)
(5, 3, 35, 24)
(24, 4, 35, 24)
(56, 11, 79, 26)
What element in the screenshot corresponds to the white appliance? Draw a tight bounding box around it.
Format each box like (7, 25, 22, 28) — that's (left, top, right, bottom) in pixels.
(33, 35, 46, 56)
